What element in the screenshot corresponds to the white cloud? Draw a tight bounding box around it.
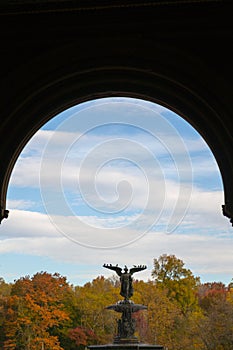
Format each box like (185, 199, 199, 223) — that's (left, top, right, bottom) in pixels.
(7, 199, 36, 210)
(9, 156, 42, 188)
(0, 209, 60, 239)
(9, 120, 219, 191)
(1, 179, 230, 258)
(6, 174, 226, 239)
(0, 210, 232, 284)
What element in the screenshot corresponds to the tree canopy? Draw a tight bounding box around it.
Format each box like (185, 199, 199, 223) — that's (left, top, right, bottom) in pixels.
(0, 255, 233, 349)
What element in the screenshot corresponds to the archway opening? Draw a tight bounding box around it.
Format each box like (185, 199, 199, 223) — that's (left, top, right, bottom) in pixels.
(1, 96, 231, 287)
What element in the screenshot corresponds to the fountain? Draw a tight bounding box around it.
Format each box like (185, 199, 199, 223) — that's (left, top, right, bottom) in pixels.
(88, 264, 164, 350)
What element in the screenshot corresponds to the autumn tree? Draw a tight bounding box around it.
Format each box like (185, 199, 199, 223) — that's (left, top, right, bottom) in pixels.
(51, 282, 82, 350)
(152, 254, 200, 315)
(0, 278, 11, 348)
(67, 326, 97, 350)
(197, 282, 233, 349)
(73, 276, 119, 344)
(2, 261, 233, 349)
(132, 279, 182, 348)
(198, 282, 227, 311)
(3, 272, 71, 350)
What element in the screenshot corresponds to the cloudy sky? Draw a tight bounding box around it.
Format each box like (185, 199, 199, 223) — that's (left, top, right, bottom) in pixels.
(1, 97, 232, 286)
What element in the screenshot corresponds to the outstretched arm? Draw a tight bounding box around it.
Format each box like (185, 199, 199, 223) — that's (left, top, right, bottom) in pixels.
(103, 263, 122, 276)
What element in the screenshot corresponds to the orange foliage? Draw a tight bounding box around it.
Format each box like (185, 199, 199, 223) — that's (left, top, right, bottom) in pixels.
(3, 272, 71, 349)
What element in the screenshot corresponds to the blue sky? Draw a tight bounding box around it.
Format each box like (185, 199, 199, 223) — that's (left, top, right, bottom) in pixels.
(1, 97, 232, 286)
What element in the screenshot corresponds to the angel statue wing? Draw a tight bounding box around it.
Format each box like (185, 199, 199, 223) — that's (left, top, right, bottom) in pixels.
(103, 263, 122, 276)
(129, 264, 147, 275)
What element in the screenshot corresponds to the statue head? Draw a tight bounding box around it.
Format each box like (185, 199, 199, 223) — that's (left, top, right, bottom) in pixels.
(124, 265, 128, 273)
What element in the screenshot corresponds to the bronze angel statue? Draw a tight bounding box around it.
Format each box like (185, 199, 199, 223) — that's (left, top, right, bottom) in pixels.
(103, 263, 147, 300)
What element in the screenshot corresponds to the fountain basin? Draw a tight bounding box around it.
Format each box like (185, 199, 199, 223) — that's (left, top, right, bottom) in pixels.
(89, 344, 164, 350)
(106, 300, 147, 313)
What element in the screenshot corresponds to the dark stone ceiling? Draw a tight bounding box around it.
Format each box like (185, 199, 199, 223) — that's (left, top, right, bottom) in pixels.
(0, 0, 232, 226)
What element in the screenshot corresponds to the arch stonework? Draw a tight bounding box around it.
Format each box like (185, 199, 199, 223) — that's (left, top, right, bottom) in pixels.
(0, 1, 232, 225)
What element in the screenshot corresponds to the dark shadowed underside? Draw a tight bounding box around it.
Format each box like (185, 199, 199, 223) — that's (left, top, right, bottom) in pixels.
(0, 0, 232, 226)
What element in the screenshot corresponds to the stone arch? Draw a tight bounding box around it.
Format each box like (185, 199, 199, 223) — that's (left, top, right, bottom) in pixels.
(0, 1, 232, 225)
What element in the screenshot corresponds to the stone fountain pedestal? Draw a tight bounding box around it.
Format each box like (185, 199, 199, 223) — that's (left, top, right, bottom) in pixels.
(88, 264, 164, 350)
(88, 299, 164, 350)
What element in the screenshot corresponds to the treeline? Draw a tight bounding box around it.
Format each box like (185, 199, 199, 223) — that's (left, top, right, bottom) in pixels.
(0, 254, 233, 349)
